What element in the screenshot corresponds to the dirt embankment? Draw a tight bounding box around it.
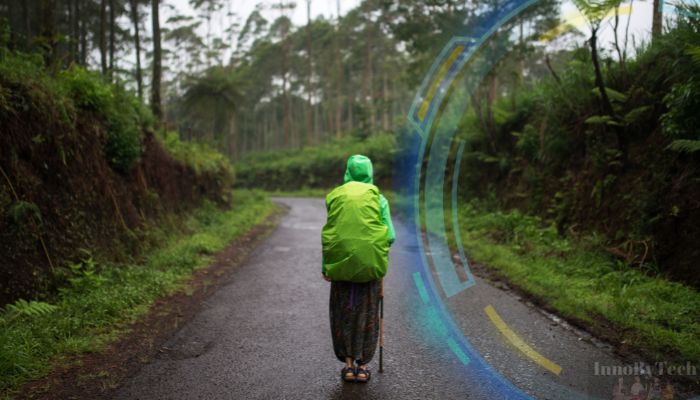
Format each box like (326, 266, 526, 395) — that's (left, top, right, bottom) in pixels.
(0, 85, 229, 306)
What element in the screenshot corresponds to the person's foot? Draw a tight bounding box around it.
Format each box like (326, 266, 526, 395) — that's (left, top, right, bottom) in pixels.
(341, 366, 356, 382)
(355, 365, 370, 383)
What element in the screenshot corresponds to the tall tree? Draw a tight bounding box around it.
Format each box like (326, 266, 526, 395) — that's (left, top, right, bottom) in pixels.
(652, 0, 662, 40)
(151, 0, 163, 119)
(574, 0, 619, 118)
(270, 5, 295, 147)
(305, 0, 314, 145)
(100, 0, 107, 75)
(129, 0, 143, 99)
(79, 0, 87, 64)
(72, 0, 80, 63)
(334, 0, 342, 137)
(39, 0, 57, 65)
(109, 0, 116, 80)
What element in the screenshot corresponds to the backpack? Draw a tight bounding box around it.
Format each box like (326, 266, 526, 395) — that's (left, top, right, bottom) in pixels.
(322, 181, 389, 282)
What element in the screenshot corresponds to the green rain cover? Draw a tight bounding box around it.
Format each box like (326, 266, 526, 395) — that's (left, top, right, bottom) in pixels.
(322, 181, 389, 282)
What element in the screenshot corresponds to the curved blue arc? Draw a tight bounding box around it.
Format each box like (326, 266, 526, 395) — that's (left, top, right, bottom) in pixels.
(403, 1, 539, 398)
(451, 140, 474, 285)
(394, 1, 688, 399)
(419, 3, 528, 299)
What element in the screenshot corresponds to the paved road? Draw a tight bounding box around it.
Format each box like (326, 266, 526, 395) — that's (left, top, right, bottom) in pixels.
(114, 198, 653, 400)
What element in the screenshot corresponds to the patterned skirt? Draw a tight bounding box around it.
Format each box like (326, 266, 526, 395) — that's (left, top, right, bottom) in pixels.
(329, 280, 381, 365)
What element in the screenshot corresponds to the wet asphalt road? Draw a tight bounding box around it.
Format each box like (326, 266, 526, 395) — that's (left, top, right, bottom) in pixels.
(114, 198, 647, 400)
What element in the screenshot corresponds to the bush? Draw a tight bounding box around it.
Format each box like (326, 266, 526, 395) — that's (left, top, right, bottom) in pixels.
(234, 135, 398, 190)
(160, 131, 233, 178)
(59, 67, 150, 172)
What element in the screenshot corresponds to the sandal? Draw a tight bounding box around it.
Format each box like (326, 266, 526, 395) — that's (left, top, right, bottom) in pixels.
(355, 365, 371, 383)
(341, 366, 356, 382)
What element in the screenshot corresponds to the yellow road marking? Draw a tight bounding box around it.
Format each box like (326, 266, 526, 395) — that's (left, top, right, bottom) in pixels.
(418, 45, 465, 121)
(484, 304, 562, 375)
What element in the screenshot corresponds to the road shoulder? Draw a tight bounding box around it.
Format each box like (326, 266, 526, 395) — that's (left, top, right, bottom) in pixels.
(16, 206, 287, 400)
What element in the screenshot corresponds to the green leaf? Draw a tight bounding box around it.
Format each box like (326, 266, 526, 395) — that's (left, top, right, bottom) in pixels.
(585, 115, 622, 126)
(666, 139, 700, 154)
(685, 45, 700, 66)
(592, 87, 628, 103)
(3, 299, 58, 319)
(623, 105, 652, 124)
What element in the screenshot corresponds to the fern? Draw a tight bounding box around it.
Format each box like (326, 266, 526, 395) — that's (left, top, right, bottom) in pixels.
(666, 139, 700, 154)
(585, 115, 622, 126)
(9, 200, 42, 225)
(2, 299, 58, 324)
(591, 87, 628, 103)
(686, 45, 700, 66)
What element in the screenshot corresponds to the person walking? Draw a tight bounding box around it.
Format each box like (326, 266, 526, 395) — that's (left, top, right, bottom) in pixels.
(321, 154, 396, 383)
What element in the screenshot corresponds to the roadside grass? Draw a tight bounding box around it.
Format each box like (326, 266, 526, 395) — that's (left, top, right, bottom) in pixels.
(0, 190, 274, 396)
(457, 203, 700, 365)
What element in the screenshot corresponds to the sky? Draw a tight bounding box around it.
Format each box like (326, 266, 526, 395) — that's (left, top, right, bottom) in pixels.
(157, 0, 656, 59)
(165, 0, 362, 31)
(123, 0, 663, 84)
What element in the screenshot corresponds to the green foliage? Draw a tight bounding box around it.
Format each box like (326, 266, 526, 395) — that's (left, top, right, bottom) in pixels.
(179, 66, 243, 145)
(572, 0, 624, 24)
(659, 45, 700, 151)
(584, 114, 621, 127)
(1, 300, 58, 321)
(8, 201, 42, 227)
(661, 79, 700, 141)
(0, 190, 273, 395)
(160, 131, 234, 179)
(666, 139, 700, 154)
(59, 67, 114, 112)
(458, 203, 700, 364)
(60, 67, 149, 172)
(0, 52, 154, 173)
(455, 20, 700, 293)
(234, 135, 397, 191)
(622, 105, 652, 125)
(512, 124, 539, 161)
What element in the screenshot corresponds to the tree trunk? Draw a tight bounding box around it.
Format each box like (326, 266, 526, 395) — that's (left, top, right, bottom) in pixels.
(305, 0, 314, 146)
(589, 26, 615, 117)
(80, 0, 87, 64)
(40, 0, 56, 66)
(150, 0, 163, 120)
(613, 6, 624, 72)
(109, 0, 115, 81)
(623, 0, 634, 61)
(100, 0, 107, 75)
(129, 0, 143, 100)
(364, 22, 375, 132)
(67, 0, 73, 61)
(652, 0, 662, 40)
(348, 91, 353, 132)
(7, 0, 18, 49)
(22, 0, 31, 49)
(486, 74, 498, 136)
(228, 114, 237, 159)
(73, 0, 80, 63)
(334, 0, 342, 138)
(281, 44, 290, 147)
(382, 70, 389, 131)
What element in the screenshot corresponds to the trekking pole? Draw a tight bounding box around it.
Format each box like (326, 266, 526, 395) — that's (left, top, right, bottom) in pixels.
(379, 279, 384, 373)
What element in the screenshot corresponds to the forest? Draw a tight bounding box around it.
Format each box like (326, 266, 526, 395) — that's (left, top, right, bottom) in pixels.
(0, 0, 699, 397)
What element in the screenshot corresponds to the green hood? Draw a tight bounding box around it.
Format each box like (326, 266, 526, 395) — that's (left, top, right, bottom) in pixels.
(343, 155, 373, 184)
